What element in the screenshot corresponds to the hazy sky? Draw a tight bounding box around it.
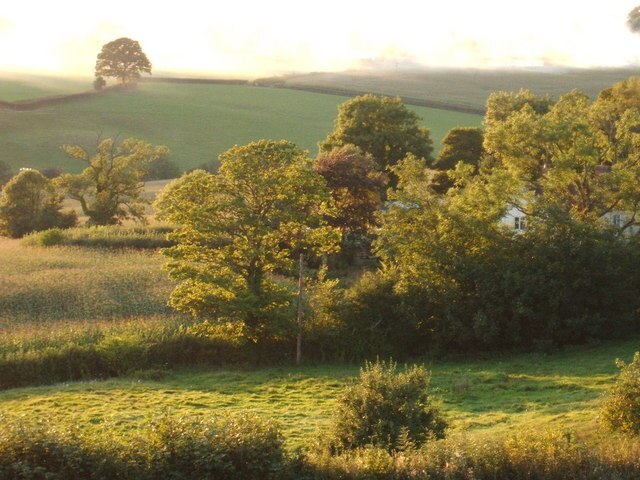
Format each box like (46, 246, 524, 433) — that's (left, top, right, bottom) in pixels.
(1, 1, 639, 76)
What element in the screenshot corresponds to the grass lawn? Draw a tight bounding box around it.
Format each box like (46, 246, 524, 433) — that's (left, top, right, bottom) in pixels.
(0, 80, 481, 174)
(0, 338, 635, 449)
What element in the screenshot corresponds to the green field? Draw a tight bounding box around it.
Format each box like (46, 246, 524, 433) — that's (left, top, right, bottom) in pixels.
(0, 80, 482, 173)
(0, 74, 92, 101)
(0, 238, 636, 449)
(273, 67, 640, 111)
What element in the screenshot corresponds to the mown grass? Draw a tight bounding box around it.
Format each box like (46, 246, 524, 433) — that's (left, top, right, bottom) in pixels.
(0, 335, 636, 449)
(0, 80, 481, 173)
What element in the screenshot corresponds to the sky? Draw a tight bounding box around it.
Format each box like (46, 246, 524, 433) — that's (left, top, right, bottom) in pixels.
(1, 1, 639, 77)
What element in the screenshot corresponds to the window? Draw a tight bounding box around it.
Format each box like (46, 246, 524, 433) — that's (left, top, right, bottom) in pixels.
(613, 214, 622, 228)
(514, 216, 526, 231)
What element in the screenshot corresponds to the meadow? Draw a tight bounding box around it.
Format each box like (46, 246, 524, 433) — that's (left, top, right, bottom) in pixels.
(0, 238, 636, 451)
(0, 79, 481, 173)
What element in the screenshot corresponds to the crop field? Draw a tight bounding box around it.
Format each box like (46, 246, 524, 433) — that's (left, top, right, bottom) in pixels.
(273, 67, 640, 112)
(0, 239, 636, 449)
(0, 80, 482, 173)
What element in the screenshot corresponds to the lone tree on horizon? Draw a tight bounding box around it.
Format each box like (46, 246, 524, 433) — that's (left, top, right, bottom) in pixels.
(95, 37, 152, 85)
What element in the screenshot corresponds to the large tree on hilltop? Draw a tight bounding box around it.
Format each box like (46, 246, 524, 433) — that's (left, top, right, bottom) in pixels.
(95, 37, 152, 85)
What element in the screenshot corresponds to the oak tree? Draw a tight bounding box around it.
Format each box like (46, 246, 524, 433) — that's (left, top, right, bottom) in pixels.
(56, 138, 168, 225)
(95, 37, 152, 85)
(155, 140, 340, 339)
(319, 94, 433, 174)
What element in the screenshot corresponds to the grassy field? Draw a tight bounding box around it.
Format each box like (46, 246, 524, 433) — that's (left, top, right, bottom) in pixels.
(0, 239, 636, 449)
(0, 80, 481, 173)
(0, 334, 635, 449)
(273, 67, 640, 111)
(0, 74, 92, 101)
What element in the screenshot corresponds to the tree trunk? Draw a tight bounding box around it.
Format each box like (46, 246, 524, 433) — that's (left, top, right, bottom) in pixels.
(296, 253, 304, 364)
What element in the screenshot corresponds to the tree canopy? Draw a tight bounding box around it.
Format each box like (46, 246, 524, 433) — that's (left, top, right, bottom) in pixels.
(56, 138, 168, 225)
(0, 169, 76, 238)
(435, 127, 485, 171)
(155, 139, 340, 339)
(95, 37, 152, 85)
(319, 94, 433, 174)
(484, 85, 640, 230)
(314, 145, 387, 236)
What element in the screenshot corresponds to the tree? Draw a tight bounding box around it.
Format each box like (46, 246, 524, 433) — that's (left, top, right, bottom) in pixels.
(143, 155, 181, 181)
(56, 138, 168, 225)
(435, 127, 485, 171)
(319, 94, 433, 175)
(628, 5, 640, 33)
(484, 89, 553, 127)
(0, 169, 76, 238)
(314, 145, 387, 236)
(95, 38, 152, 85)
(155, 140, 340, 340)
(484, 86, 640, 229)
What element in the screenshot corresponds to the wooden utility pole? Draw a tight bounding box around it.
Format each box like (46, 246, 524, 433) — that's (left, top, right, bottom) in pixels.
(296, 253, 304, 364)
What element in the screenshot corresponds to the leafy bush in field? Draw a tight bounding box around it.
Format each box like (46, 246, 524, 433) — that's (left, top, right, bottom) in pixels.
(327, 360, 446, 452)
(601, 352, 640, 435)
(0, 413, 285, 480)
(0, 169, 76, 238)
(22, 225, 175, 249)
(147, 413, 284, 479)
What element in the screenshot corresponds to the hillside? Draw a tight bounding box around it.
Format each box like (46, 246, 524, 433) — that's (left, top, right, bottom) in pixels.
(0, 80, 481, 173)
(266, 67, 640, 112)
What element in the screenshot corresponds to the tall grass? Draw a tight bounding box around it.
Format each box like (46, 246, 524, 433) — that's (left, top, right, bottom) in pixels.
(0, 238, 172, 325)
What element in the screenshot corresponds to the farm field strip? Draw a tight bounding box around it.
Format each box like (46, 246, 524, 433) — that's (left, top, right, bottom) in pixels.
(0, 81, 482, 173)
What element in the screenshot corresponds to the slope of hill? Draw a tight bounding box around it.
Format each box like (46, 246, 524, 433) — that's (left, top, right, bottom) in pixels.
(267, 67, 640, 112)
(0, 81, 481, 173)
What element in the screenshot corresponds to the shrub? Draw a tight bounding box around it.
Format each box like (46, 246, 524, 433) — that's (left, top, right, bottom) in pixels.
(0, 412, 285, 480)
(601, 352, 640, 435)
(327, 360, 446, 452)
(33, 227, 65, 246)
(0, 169, 76, 238)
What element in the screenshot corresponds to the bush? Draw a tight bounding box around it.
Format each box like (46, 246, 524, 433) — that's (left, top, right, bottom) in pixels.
(0, 412, 285, 480)
(327, 360, 446, 452)
(0, 169, 76, 238)
(33, 227, 65, 246)
(601, 352, 640, 435)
